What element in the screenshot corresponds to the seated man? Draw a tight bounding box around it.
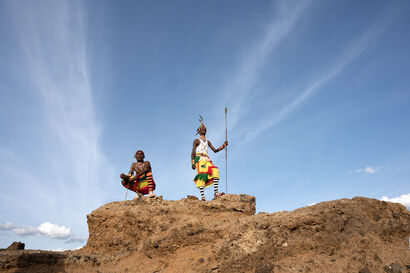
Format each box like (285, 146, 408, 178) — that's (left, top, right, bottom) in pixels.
(120, 150, 156, 199)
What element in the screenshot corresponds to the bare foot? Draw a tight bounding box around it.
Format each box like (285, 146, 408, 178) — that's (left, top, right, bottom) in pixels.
(214, 192, 225, 199)
(133, 193, 143, 200)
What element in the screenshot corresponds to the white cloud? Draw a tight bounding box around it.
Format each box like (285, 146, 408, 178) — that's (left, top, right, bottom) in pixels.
(0, 222, 15, 230)
(65, 236, 86, 244)
(353, 165, 389, 174)
(13, 226, 39, 236)
(2, 0, 116, 243)
(355, 166, 376, 174)
(0, 221, 74, 240)
(51, 248, 66, 252)
(364, 166, 376, 174)
(53, 245, 84, 251)
(38, 222, 71, 239)
(381, 193, 410, 210)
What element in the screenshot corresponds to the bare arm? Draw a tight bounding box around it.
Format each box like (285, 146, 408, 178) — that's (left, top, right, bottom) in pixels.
(208, 140, 228, 153)
(191, 139, 200, 160)
(128, 163, 136, 175)
(143, 161, 152, 173)
(191, 139, 200, 169)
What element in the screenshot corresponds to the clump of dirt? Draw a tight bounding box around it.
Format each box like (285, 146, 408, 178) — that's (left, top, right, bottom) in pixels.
(1, 194, 409, 273)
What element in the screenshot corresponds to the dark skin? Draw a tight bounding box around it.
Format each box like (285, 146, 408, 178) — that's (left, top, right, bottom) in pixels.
(129, 150, 151, 177)
(120, 150, 155, 199)
(191, 126, 228, 169)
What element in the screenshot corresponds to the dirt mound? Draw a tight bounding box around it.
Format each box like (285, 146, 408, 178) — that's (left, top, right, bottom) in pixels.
(1, 195, 409, 273)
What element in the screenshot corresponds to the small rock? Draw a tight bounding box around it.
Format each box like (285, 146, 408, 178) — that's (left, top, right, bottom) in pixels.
(373, 213, 381, 221)
(255, 262, 274, 273)
(187, 195, 199, 200)
(373, 254, 381, 262)
(198, 258, 204, 263)
(7, 241, 25, 250)
(383, 263, 402, 273)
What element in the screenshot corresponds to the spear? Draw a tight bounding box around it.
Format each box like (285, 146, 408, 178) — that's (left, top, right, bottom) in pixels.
(225, 107, 228, 194)
(125, 154, 134, 200)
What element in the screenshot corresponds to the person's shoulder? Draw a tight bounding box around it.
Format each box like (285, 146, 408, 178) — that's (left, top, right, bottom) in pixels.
(144, 161, 151, 165)
(129, 162, 137, 170)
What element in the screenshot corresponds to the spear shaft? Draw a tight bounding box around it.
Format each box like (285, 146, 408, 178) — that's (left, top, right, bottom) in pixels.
(225, 107, 228, 194)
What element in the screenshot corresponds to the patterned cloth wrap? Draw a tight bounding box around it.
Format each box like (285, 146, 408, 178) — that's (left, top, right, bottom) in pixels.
(122, 172, 155, 195)
(193, 153, 219, 188)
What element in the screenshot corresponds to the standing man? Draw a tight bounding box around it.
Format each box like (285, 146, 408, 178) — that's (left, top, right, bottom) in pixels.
(120, 150, 156, 199)
(191, 119, 228, 201)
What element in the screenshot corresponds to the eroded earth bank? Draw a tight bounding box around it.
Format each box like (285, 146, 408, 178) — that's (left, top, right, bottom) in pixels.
(1, 194, 409, 273)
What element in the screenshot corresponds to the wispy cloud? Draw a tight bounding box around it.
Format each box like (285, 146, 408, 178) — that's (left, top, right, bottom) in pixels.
(347, 165, 390, 175)
(240, 23, 392, 145)
(357, 166, 378, 174)
(0, 221, 85, 242)
(5, 0, 114, 216)
(0, 0, 115, 247)
(222, 0, 312, 133)
(218, 0, 395, 149)
(381, 193, 410, 210)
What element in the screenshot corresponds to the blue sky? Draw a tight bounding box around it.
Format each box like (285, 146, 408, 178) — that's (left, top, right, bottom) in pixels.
(1, 0, 410, 250)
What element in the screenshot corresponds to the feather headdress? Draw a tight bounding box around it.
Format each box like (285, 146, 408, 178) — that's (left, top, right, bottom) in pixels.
(196, 115, 206, 135)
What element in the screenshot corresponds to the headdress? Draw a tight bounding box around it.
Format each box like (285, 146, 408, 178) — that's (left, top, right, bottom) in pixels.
(196, 115, 206, 135)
